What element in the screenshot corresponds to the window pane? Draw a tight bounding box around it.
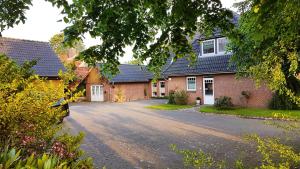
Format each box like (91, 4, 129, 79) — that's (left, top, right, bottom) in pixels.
(218, 38, 228, 53)
(187, 78, 196, 90)
(205, 82, 213, 95)
(203, 40, 214, 54)
(160, 82, 165, 88)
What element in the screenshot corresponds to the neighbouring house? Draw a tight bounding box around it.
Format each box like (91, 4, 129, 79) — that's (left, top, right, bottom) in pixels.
(77, 64, 166, 102)
(0, 37, 65, 87)
(75, 56, 174, 102)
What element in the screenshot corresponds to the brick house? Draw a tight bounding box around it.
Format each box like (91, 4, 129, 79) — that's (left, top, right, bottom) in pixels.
(163, 33, 273, 108)
(0, 37, 65, 87)
(79, 33, 272, 107)
(79, 64, 168, 102)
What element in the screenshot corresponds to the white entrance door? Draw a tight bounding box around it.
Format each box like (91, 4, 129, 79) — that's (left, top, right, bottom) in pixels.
(91, 85, 104, 101)
(159, 81, 166, 97)
(203, 78, 214, 104)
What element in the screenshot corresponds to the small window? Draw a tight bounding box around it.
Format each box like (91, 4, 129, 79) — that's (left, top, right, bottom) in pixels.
(152, 83, 157, 87)
(217, 38, 228, 54)
(187, 77, 196, 91)
(202, 39, 215, 56)
(160, 81, 165, 88)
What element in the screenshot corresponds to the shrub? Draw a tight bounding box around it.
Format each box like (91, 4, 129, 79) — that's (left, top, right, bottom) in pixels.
(168, 90, 176, 104)
(214, 96, 233, 110)
(0, 147, 93, 168)
(173, 90, 189, 105)
(269, 92, 299, 110)
(0, 54, 90, 165)
(115, 87, 125, 102)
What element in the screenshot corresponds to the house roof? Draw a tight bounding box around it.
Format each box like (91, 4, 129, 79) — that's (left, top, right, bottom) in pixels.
(0, 37, 65, 77)
(163, 54, 236, 76)
(110, 64, 153, 83)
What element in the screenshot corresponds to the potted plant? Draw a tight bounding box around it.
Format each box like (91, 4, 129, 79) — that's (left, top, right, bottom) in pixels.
(196, 97, 201, 105)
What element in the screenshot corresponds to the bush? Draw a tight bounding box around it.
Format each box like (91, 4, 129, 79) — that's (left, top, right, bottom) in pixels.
(214, 96, 233, 110)
(173, 90, 189, 105)
(0, 54, 91, 166)
(115, 87, 125, 102)
(168, 90, 176, 104)
(269, 92, 299, 110)
(0, 147, 93, 168)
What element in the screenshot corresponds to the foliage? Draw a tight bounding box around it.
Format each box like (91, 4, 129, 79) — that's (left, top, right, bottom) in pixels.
(146, 104, 193, 110)
(214, 96, 233, 110)
(168, 90, 176, 104)
(170, 144, 242, 169)
(0, 147, 93, 169)
(173, 90, 189, 105)
(0, 0, 234, 76)
(228, 0, 300, 105)
(114, 87, 125, 103)
(0, 54, 91, 166)
(246, 134, 300, 169)
(49, 33, 85, 60)
(200, 106, 300, 120)
(172, 133, 300, 169)
(125, 58, 143, 65)
(269, 92, 299, 110)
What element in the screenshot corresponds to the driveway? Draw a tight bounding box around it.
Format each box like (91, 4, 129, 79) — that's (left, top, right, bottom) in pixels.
(64, 100, 291, 169)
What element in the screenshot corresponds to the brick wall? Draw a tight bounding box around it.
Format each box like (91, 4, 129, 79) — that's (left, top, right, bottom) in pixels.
(85, 68, 110, 101)
(111, 82, 151, 102)
(214, 74, 272, 108)
(85, 68, 151, 102)
(167, 74, 272, 108)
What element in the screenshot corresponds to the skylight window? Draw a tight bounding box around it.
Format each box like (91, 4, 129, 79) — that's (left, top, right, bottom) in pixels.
(217, 38, 228, 54)
(202, 39, 215, 56)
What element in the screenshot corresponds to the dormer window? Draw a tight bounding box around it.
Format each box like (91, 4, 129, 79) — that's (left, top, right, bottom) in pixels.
(217, 37, 228, 54)
(202, 39, 215, 56)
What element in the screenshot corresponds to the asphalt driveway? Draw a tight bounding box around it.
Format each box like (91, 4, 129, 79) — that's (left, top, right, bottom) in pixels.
(64, 100, 292, 169)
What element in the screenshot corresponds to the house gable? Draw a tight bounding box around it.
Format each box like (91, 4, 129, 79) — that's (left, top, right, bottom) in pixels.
(0, 37, 65, 77)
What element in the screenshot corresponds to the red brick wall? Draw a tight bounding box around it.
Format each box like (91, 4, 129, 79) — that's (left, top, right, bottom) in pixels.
(214, 74, 272, 108)
(85, 68, 151, 102)
(85, 68, 110, 101)
(167, 76, 202, 104)
(167, 74, 272, 108)
(111, 82, 151, 102)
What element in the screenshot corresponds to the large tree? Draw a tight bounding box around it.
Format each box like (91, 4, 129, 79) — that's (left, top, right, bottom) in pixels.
(0, 0, 233, 76)
(228, 0, 300, 105)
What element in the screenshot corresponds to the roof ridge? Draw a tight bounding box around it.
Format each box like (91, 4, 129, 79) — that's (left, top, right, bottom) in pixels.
(0, 36, 49, 44)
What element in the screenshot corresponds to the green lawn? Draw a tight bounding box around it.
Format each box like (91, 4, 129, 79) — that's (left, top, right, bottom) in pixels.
(146, 104, 193, 110)
(200, 106, 300, 120)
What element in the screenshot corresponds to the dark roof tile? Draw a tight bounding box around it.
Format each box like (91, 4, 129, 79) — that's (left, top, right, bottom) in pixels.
(0, 37, 65, 77)
(163, 54, 236, 76)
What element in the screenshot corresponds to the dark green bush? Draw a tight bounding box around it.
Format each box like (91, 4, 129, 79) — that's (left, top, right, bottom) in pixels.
(168, 90, 176, 104)
(214, 96, 233, 110)
(269, 92, 299, 110)
(174, 90, 189, 105)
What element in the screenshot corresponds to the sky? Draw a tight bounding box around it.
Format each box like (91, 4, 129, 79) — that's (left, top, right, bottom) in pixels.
(2, 0, 240, 63)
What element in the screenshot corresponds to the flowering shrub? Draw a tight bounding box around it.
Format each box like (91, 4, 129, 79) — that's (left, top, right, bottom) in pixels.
(0, 54, 92, 167)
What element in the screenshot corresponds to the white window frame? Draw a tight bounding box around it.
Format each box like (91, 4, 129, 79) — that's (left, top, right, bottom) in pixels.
(217, 37, 228, 55)
(201, 39, 215, 57)
(186, 76, 196, 91)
